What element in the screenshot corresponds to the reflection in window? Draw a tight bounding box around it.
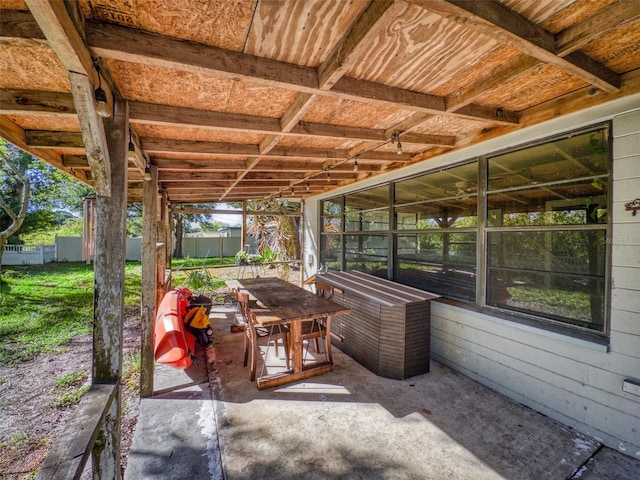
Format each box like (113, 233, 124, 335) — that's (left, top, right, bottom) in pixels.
(320, 234, 341, 271)
(395, 232, 476, 301)
(488, 128, 608, 190)
(319, 123, 610, 335)
(487, 230, 606, 330)
(345, 210, 389, 231)
(345, 234, 388, 278)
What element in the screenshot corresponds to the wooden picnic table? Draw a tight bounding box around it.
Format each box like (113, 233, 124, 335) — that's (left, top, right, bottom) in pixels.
(230, 277, 350, 389)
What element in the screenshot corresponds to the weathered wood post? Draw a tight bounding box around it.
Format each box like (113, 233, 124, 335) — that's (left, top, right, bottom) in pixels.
(158, 191, 170, 296)
(92, 98, 128, 479)
(140, 164, 158, 398)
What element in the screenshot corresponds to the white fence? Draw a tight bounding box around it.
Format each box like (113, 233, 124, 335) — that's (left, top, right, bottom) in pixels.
(2, 236, 245, 265)
(2, 244, 57, 265)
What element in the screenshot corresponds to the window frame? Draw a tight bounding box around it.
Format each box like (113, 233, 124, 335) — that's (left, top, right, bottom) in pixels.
(319, 122, 612, 339)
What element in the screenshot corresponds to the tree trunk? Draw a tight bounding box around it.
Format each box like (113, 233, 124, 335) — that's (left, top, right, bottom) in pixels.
(174, 214, 184, 258)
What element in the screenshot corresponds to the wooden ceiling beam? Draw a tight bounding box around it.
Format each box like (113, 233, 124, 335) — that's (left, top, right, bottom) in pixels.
(414, 0, 620, 92)
(555, 1, 640, 56)
(159, 172, 238, 181)
(318, 0, 402, 90)
(26, 130, 84, 149)
(22, 130, 414, 163)
(0, 116, 66, 171)
(0, 89, 76, 116)
(2, 89, 421, 152)
(129, 101, 456, 145)
(84, 19, 517, 124)
(260, 0, 407, 163)
(141, 137, 414, 162)
(149, 157, 381, 173)
(24, 0, 113, 195)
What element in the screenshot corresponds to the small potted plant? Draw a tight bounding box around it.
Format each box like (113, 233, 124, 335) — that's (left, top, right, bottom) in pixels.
(235, 250, 249, 265)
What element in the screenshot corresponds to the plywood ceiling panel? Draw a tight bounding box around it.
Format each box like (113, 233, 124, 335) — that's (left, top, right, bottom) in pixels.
(133, 124, 265, 145)
(482, 64, 588, 111)
(226, 81, 299, 118)
(501, 0, 575, 24)
(430, 46, 522, 98)
(0, 45, 69, 91)
(245, 0, 369, 67)
(0, 0, 27, 9)
(80, 0, 255, 51)
(276, 136, 347, 150)
(107, 59, 296, 118)
(302, 96, 412, 130)
(583, 25, 640, 74)
(541, 0, 617, 34)
(5, 114, 79, 132)
(411, 116, 488, 138)
(347, 4, 501, 94)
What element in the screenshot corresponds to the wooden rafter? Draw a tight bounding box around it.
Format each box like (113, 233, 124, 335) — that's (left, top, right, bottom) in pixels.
(1, 90, 457, 148)
(412, 0, 620, 92)
(83, 19, 515, 124)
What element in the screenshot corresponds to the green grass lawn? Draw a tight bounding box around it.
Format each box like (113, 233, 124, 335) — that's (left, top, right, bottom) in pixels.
(0, 262, 142, 366)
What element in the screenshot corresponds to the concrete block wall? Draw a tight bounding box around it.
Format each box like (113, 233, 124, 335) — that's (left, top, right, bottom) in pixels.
(431, 108, 640, 458)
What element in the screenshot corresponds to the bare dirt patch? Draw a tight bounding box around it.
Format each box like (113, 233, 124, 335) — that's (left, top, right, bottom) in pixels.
(0, 313, 141, 480)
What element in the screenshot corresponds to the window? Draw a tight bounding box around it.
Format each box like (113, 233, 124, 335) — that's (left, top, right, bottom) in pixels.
(484, 126, 609, 331)
(319, 124, 610, 335)
(394, 162, 478, 301)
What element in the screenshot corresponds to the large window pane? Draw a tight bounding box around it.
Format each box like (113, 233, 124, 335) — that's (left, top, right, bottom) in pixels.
(323, 197, 342, 216)
(487, 181, 607, 226)
(322, 216, 342, 233)
(345, 234, 388, 277)
(345, 210, 389, 231)
(487, 230, 606, 330)
(320, 234, 341, 270)
(395, 232, 476, 301)
(345, 185, 389, 212)
(395, 162, 477, 204)
(395, 199, 477, 230)
(488, 128, 609, 191)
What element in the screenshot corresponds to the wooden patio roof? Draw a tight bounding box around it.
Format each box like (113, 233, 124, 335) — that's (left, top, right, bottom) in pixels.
(1, 0, 639, 204)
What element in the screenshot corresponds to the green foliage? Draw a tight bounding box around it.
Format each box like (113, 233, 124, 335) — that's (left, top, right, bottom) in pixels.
(509, 285, 589, 311)
(55, 370, 88, 389)
(1, 140, 94, 244)
(50, 384, 90, 409)
(123, 351, 141, 394)
(184, 268, 215, 292)
(51, 370, 90, 409)
(21, 217, 84, 244)
(0, 262, 142, 366)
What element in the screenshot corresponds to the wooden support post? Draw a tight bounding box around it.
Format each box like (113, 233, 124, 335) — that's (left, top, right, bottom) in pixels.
(157, 190, 169, 292)
(91, 98, 128, 480)
(140, 164, 158, 398)
(241, 200, 246, 253)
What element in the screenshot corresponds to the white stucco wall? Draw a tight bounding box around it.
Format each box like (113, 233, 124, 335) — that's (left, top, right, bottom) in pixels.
(304, 95, 640, 457)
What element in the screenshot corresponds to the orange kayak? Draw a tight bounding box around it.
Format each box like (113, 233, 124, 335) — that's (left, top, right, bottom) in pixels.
(154, 287, 196, 369)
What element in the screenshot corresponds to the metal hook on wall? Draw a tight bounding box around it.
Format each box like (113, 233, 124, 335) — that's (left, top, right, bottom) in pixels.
(624, 198, 640, 216)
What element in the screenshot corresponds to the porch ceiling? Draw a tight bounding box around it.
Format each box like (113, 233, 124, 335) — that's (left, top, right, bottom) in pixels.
(1, 0, 639, 204)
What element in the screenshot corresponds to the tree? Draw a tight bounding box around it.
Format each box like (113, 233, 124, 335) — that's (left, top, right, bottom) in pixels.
(1, 140, 95, 266)
(246, 200, 301, 278)
(0, 142, 31, 268)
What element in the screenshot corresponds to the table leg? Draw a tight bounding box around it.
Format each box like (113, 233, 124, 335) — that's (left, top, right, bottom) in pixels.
(290, 320, 302, 373)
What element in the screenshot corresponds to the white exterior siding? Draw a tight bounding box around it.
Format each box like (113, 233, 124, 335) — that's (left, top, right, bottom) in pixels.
(430, 109, 640, 456)
(304, 96, 640, 458)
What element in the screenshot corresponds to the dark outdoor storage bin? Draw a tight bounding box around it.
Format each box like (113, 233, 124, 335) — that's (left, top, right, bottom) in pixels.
(317, 271, 439, 380)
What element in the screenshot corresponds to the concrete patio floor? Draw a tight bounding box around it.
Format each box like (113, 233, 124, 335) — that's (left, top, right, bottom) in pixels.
(125, 302, 640, 480)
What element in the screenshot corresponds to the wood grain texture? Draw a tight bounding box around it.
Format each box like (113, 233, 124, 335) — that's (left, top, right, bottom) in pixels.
(245, 0, 369, 67)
